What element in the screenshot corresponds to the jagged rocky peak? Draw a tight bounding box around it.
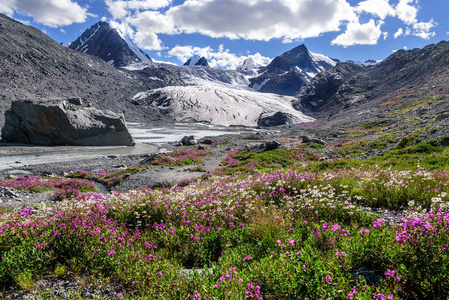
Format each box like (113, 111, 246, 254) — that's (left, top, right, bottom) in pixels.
(249, 44, 336, 96)
(184, 55, 209, 67)
(266, 44, 336, 74)
(69, 21, 152, 67)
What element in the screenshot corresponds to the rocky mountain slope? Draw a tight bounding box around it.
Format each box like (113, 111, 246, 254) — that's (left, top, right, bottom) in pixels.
(69, 21, 152, 67)
(296, 40, 449, 126)
(0, 14, 183, 126)
(249, 44, 336, 96)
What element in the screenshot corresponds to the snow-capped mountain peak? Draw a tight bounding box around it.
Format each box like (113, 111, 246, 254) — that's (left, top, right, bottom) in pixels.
(185, 55, 201, 66)
(184, 55, 209, 67)
(248, 44, 337, 96)
(69, 21, 152, 68)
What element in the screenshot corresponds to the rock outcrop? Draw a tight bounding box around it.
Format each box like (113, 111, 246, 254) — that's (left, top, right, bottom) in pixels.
(1, 98, 135, 146)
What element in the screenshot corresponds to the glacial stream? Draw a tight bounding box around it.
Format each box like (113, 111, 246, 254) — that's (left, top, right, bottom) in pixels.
(0, 123, 247, 171)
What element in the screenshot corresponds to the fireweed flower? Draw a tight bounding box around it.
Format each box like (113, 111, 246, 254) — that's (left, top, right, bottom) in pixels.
(373, 218, 384, 228)
(384, 269, 395, 278)
(243, 255, 252, 261)
(347, 288, 356, 298)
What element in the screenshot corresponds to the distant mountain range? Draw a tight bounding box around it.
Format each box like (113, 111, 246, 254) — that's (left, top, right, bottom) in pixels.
(69, 22, 336, 96)
(2, 13, 449, 131)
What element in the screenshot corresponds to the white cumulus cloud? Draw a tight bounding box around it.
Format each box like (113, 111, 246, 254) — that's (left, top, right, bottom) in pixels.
(134, 31, 165, 51)
(168, 45, 271, 70)
(331, 19, 384, 47)
(393, 0, 436, 40)
(355, 0, 395, 19)
(128, 10, 176, 35)
(412, 20, 437, 40)
(106, 0, 172, 19)
(166, 0, 356, 41)
(0, 0, 93, 27)
(104, 0, 438, 52)
(395, 0, 418, 25)
(394, 28, 404, 38)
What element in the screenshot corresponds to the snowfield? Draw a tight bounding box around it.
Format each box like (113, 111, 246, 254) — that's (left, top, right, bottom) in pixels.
(132, 83, 314, 127)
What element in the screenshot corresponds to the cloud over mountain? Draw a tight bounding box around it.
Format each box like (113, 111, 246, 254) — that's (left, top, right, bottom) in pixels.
(99, 0, 438, 52)
(0, 0, 93, 27)
(166, 0, 356, 42)
(168, 45, 271, 70)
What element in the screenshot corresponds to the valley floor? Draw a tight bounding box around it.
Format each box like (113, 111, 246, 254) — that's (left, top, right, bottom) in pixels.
(1, 122, 449, 299)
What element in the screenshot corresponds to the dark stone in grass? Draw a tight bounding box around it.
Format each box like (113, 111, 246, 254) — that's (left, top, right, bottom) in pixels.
(264, 140, 281, 151)
(351, 267, 381, 285)
(301, 135, 327, 145)
(436, 113, 449, 121)
(301, 135, 313, 143)
(201, 138, 214, 145)
(312, 138, 327, 145)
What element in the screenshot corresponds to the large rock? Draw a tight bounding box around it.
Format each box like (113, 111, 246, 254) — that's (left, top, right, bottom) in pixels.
(181, 135, 197, 146)
(1, 98, 135, 146)
(257, 111, 298, 127)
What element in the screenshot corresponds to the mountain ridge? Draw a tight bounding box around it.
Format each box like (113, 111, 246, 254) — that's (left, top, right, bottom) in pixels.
(0, 14, 182, 126)
(69, 21, 152, 67)
(295, 40, 449, 129)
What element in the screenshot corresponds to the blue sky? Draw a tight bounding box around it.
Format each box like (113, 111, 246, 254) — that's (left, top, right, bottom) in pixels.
(1, 0, 448, 69)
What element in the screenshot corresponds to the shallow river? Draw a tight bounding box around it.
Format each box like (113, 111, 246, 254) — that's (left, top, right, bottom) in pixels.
(0, 123, 254, 171)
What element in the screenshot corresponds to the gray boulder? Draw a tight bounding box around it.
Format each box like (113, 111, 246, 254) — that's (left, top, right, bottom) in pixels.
(1, 98, 135, 146)
(181, 135, 197, 146)
(264, 141, 281, 151)
(301, 135, 327, 145)
(258, 112, 298, 127)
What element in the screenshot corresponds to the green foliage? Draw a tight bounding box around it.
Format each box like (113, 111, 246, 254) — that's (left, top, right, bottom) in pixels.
(54, 265, 66, 279)
(2, 137, 449, 298)
(15, 271, 36, 291)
